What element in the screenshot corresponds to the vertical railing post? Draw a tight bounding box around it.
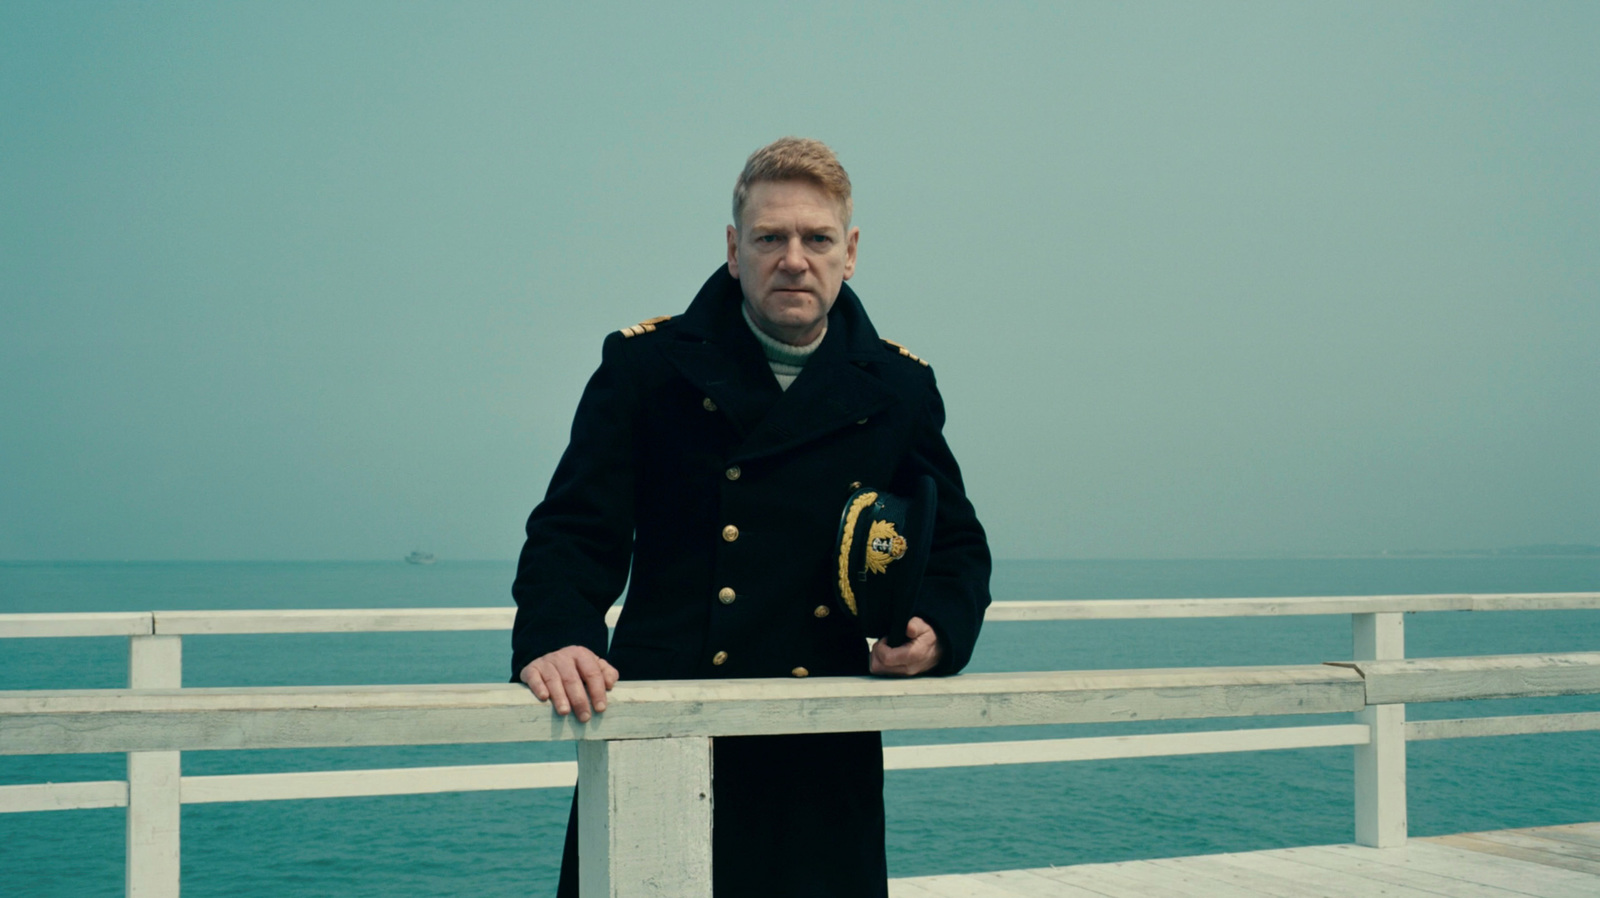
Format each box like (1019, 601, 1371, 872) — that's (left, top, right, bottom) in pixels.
(1353, 611, 1406, 847)
(577, 736, 713, 898)
(128, 634, 182, 897)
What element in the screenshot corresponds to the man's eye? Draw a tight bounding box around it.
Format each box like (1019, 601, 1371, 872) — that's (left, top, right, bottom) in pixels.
(809, 235, 832, 244)
(757, 235, 780, 244)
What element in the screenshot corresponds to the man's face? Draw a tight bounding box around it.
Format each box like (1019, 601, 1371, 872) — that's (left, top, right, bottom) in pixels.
(727, 180, 858, 346)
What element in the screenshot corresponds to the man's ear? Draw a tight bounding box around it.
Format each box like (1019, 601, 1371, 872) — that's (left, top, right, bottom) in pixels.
(842, 226, 859, 280)
(726, 225, 740, 279)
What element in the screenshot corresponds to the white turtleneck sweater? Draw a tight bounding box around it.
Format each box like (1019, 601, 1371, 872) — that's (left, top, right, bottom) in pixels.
(742, 305, 825, 391)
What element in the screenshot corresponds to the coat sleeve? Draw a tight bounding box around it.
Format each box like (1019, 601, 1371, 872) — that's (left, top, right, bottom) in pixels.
(510, 332, 637, 679)
(900, 367, 992, 675)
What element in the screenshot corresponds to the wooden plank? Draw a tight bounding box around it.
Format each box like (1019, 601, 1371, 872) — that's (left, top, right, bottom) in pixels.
(958, 869, 1124, 898)
(1464, 593, 1600, 612)
(179, 761, 577, 803)
(1080, 856, 1281, 897)
(0, 665, 1366, 755)
(0, 780, 128, 813)
(986, 593, 1600, 621)
(1457, 830, 1600, 865)
(900, 872, 1044, 897)
(900, 830, 1600, 898)
(1319, 842, 1600, 898)
(884, 725, 1368, 770)
(1, 593, 1591, 640)
(2, 592, 1590, 640)
(152, 607, 518, 634)
(0, 612, 153, 638)
(1037, 860, 1213, 897)
(1522, 824, 1600, 851)
(126, 633, 181, 898)
(1430, 834, 1600, 877)
(1408, 712, 1600, 740)
(888, 880, 961, 898)
(1148, 855, 1336, 897)
(1337, 653, 1600, 704)
(149, 606, 624, 633)
(578, 736, 711, 898)
(1209, 849, 1463, 898)
(1261, 844, 1537, 897)
(911, 834, 1600, 898)
(0, 726, 1367, 812)
(1353, 612, 1407, 848)
(126, 749, 179, 897)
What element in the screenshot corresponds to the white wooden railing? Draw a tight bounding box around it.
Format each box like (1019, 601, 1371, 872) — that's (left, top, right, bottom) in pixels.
(3, 593, 1599, 897)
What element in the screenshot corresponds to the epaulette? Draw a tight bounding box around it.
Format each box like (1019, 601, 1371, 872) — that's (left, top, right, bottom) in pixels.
(881, 338, 929, 366)
(620, 315, 672, 338)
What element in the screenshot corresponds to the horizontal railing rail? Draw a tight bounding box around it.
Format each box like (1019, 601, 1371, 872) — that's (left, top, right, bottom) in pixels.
(4, 592, 1598, 638)
(4, 653, 1600, 897)
(3, 593, 1597, 896)
(7, 654, 1599, 756)
(0, 664, 1373, 753)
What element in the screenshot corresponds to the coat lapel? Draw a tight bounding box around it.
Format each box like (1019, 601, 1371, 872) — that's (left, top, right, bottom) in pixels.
(662, 340, 779, 440)
(665, 267, 899, 461)
(729, 331, 897, 463)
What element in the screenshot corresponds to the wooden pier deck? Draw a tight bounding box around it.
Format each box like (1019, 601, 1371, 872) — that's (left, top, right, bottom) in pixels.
(892, 822, 1600, 897)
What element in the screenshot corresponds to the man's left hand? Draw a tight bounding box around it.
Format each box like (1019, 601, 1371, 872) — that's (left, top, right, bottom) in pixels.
(869, 616, 943, 677)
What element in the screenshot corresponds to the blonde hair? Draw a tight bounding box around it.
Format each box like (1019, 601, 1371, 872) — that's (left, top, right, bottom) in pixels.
(732, 137, 853, 229)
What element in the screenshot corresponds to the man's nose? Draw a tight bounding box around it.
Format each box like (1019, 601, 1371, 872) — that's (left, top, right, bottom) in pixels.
(778, 237, 807, 271)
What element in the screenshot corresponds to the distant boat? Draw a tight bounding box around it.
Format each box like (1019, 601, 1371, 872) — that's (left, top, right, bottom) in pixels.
(404, 551, 436, 565)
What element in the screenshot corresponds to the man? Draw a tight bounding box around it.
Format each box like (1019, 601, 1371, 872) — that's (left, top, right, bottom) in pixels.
(511, 137, 991, 897)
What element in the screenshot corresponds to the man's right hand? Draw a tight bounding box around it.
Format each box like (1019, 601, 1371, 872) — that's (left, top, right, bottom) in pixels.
(518, 646, 619, 723)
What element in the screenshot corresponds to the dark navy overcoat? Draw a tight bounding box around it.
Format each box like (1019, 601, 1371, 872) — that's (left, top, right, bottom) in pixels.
(512, 266, 992, 897)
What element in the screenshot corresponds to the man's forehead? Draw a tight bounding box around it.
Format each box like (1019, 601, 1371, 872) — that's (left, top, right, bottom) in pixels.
(742, 181, 850, 231)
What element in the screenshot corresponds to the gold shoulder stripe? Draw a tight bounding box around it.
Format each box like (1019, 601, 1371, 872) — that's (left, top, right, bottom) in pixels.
(620, 315, 672, 338)
(881, 338, 929, 366)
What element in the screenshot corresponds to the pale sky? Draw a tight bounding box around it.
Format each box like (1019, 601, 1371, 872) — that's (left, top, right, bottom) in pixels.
(2, 2, 1596, 560)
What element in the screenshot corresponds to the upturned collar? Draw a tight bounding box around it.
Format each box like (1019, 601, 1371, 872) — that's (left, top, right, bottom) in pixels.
(672, 266, 885, 362)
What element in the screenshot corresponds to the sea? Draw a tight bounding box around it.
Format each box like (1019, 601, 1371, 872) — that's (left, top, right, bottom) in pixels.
(2, 558, 1598, 896)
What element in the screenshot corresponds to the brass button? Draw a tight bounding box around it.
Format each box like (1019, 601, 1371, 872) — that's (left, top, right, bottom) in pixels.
(722, 524, 739, 542)
(712, 651, 729, 666)
(718, 587, 736, 604)
(813, 605, 830, 619)
(791, 666, 809, 678)
(848, 481, 862, 490)
(725, 466, 741, 481)
(702, 397, 718, 412)
(856, 418, 868, 425)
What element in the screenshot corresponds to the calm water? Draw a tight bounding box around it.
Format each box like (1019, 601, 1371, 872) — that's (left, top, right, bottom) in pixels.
(2, 558, 1598, 896)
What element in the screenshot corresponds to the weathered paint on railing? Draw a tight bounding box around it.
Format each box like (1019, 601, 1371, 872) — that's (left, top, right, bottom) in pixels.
(5, 653, 1600, 898)
(3, 593, 1597, 897)
(1336, 652, 1600, 704)
(0, 665, 1370, 755)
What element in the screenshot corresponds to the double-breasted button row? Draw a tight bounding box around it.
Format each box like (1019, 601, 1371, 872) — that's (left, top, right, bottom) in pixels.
(722, 524, 739, 542)
(718, 587, 736, 605)
(712, 650, 729, 666)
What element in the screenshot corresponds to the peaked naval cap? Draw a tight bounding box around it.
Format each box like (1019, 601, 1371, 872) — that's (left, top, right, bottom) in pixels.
(834, 475, 937, 647)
